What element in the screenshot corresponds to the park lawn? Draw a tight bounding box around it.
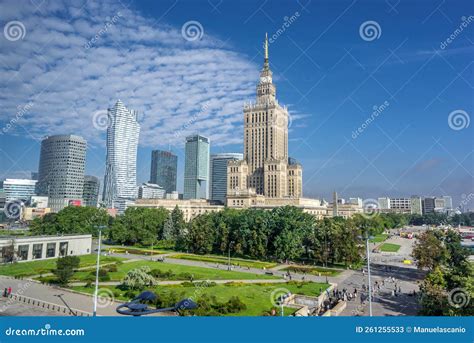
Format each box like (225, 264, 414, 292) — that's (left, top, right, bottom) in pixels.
(72, 281, 330, 316)
(379, 243, 401, 252)
(106, 247, 167, 256)
(69, 260, 280, 282)
(370, 234, 388, 243)
(168, 253, 277, 269)
(0, 254, 124, 277)
(280, 265, 342, 277)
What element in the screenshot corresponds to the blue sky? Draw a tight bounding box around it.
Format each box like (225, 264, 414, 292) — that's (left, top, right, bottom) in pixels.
(0, 0, 473, 209)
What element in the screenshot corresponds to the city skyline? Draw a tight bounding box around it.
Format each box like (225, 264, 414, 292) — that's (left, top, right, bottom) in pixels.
(0, 0, 472, 209)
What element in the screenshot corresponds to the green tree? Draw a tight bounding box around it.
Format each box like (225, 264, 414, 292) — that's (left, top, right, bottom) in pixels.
(53, 256, 80, 285)
(412, 231, 447, 270)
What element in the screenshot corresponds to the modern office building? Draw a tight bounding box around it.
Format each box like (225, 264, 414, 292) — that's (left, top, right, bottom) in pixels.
(183, 135, 210, 200)
(422, 197, 436, 214)
(83, 175, 100, 207)
(138, 183, 165, 199)
(36, 135, 86, 212)
(102, 100, 140, 213)
(2, 179, 37, 202)
(210, 153, 243, 204)
(389, 198, 411, 213)
(31, 172, 38, 180)
(410, 196, 423, 215)
(434, 197, 446, 212)
(150, 150, 177, 194)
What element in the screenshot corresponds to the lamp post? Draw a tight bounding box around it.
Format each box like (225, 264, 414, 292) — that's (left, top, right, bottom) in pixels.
(364, 233, 373, 317)
(227, 241, 234, 271)
(93, 225, 107, 317)
(116, 291, 197, 316)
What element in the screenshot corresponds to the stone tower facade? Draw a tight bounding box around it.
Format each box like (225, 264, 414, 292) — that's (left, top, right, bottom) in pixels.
(227, 34, 302, 205)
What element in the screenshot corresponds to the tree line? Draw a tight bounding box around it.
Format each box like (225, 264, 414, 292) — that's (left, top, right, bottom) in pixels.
(30, 205, 417, 266)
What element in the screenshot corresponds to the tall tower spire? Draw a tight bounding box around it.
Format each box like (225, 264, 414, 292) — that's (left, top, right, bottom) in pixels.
(264, 33, 269, 70)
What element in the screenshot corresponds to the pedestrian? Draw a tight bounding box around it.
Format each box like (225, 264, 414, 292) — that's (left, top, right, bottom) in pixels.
(3, 288, 7, 297)
(7, 287, 11, 295)
(398, 286, 401, 293)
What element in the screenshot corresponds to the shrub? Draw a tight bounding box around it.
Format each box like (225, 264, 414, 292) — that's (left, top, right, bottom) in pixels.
(106, 264, 118, 272)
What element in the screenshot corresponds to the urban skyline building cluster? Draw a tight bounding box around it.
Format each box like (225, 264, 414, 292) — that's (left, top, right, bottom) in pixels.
(0, 34, 467, 220)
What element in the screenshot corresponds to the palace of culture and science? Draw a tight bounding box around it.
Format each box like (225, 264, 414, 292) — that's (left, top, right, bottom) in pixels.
(227, 34, 302, 203)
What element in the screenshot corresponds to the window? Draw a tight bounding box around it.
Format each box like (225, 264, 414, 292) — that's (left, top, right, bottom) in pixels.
(18, 245, 28, 261)
(32, 244, 43, 259)
(59, 242, 68, 257)
(46, 243, 56, 258)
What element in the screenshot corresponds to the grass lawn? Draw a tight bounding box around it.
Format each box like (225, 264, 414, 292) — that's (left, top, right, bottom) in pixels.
(65, 260, 280, 282)
(106, 247, 167, 256)
(280, 265, 342, 277)
(379, 243, 401, 252)
(0, 254, 124, 278)
(370, 234, 388, 243)
(168, 253, 277, 269)
(72, 281, 330, 316)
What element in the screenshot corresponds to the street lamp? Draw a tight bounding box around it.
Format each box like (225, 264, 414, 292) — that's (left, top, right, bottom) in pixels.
(116, 291, 197, 316)
(93, 225, 107, 317)
(227, 241, 234, 271)
(359, 232, 374, 317)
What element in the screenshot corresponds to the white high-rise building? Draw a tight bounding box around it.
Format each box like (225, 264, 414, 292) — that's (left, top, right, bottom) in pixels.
(103, 100, 140, 213)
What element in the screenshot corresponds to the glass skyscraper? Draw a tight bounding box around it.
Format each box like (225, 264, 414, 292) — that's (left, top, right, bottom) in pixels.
(150, 150, 177, 194)
(37, 135, 86, 212)
(183, 135, 210, 200)
(83, 175, 100, 207)
(102, 100, 140, 212)
(210, 153, 243, 204)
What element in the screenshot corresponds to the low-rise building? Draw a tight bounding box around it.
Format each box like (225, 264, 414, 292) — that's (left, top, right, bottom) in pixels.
(138, 183, 165, 199)
(0, 234, 92, 263)
(133, 198, 224, 221)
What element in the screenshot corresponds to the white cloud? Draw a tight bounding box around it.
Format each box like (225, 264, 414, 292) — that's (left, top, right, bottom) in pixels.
(0, 0, 259, 148)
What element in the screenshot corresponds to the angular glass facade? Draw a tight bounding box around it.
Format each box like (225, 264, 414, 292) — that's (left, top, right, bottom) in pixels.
(184, 135, 210, 200)
(150, 150, 177, 194)
(210, 153, 242, 204)
(102, 100, 140, 211)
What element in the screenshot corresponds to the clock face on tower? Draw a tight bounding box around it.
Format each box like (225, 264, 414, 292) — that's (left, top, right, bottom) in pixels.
(260, 75, 271, 83)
